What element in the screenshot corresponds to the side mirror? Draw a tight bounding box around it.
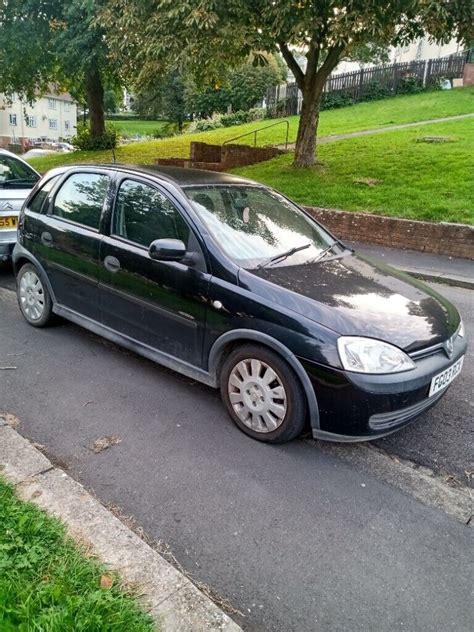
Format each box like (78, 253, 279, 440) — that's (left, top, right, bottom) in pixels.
(149, 238, 187, 262)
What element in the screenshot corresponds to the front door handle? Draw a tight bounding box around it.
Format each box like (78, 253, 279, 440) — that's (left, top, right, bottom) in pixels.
(104, 255, 121, 273)
(41, 231, 53, 246)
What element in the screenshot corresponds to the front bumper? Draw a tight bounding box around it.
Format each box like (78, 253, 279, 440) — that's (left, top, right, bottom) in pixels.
(300, 334, 467, 441)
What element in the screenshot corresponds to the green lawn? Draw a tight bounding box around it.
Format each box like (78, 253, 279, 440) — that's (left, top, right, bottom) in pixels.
(108, 119, 169, 137)
(0, 478, 154, 631)
(25, 88, 473, 224)
(234, 118, 474, 225)
(28, 87, 474, 175)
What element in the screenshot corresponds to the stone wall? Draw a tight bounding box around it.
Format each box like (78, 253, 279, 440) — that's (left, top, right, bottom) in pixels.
(304, 207, 474, 260)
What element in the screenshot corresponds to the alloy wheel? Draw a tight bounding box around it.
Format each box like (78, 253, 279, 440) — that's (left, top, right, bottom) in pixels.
(19, 270, 45, 321)
(227, 358, 287, 433)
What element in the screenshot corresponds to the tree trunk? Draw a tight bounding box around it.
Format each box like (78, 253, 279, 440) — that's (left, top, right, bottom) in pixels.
(293, 78, 324, 168)
(85, 65, 105, 138)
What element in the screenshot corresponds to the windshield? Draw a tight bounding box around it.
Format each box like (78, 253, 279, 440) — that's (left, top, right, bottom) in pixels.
(0, 155, 38, 188)
(185, 185, 342, 269)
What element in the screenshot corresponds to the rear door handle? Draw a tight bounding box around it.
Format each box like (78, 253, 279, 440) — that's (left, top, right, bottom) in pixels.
(104, 255, 121, 273)
(41, 231, 53, 246)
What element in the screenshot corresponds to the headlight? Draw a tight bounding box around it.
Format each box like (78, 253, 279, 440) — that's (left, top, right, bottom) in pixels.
(457, 320, 464, 338)
(337, 336, 416, 374)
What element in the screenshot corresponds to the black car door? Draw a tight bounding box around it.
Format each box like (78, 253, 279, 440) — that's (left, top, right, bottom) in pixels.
(99, 176, 210, 368)
(33, 170, 111, 321)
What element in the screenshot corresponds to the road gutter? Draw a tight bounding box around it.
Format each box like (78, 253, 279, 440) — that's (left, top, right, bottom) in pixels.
(308, 439, 473, 526)
(0, 419, 241, 632)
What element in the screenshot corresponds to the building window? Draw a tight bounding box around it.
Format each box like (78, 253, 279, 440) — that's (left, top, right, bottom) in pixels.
(26, 115, 37, 128)
(64, 120, 71, 131)
(48, 98, 57, 110)
(49, 119, 58, 130)
(9, 114, 17, 126)
(64, 102, 71, 112)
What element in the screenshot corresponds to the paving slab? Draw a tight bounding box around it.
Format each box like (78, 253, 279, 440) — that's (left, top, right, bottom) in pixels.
(1, 427, 241, 632)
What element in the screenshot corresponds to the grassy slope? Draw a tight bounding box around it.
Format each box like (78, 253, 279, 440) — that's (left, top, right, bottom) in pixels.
(28, 87, 474, 174)
(108, 119, 169, 136)
(0, 478, 154, 631)
(234, 118, 474, 224)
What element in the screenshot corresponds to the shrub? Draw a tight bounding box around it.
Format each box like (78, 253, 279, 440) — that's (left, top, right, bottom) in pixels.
(359, 81, 392, 102)
(72, 123, 119, 150)
(396, 76, 424, 95)
(152, 122, 178, 138)
(247, 107, 266, 121)
(187, 113, 224, 133)
(321, 92, 354, 110)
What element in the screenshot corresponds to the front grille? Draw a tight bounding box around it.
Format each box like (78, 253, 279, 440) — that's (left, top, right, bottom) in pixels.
(409, 342, 445, 361)
(369, 390, 445, 431)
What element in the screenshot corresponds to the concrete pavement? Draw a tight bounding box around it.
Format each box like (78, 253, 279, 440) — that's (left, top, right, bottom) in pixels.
(278, 112, 474, 150)
(351, 241, 474, 290)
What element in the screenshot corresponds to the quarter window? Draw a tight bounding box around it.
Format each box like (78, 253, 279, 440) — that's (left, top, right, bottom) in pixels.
(53, 173, 109, 230)
(113, 179, 189, 248)
(29, 175, 60, 214)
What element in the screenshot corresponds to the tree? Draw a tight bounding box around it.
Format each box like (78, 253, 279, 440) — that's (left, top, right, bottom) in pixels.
(0, 0, 120, 138)
(102, 1, 470, 167)
(132, 69, 187, 129)
(187, 54, 286, 117)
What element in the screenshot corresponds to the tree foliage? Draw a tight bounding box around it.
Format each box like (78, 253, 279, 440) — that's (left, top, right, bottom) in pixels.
(102, 0, 471, 166)
(0, 0, 121, 137)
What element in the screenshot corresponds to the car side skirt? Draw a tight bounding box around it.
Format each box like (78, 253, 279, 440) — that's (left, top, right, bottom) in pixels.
(53, 304, 216, 388)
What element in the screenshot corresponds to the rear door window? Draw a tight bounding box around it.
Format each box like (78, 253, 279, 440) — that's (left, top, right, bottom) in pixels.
(52, 173, 109, 230)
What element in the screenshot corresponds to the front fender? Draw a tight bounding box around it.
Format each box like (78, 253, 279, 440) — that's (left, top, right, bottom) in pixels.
(208, 328, 320, 431)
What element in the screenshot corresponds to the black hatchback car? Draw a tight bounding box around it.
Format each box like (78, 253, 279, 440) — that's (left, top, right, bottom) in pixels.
(13, 165, 466, 443)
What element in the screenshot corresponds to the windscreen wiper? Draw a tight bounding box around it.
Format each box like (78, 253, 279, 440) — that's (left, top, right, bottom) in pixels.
(257, 242, 312, 269)
(305, 242, 345, 264)
(0, 177, 37, 186)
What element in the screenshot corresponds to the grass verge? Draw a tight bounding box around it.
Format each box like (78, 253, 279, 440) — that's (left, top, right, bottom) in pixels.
(28, 87, 474, 174)
(233, 118, 474, 225)
(0, 477, 154, 631)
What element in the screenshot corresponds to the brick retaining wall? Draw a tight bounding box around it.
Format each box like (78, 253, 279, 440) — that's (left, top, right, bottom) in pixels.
(156, 141, 283, 172)
(304, 207, 474, 260)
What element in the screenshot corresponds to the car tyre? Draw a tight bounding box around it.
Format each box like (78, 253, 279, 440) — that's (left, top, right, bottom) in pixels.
(17, 263, 54, 328)
(220, 344, 307, 443)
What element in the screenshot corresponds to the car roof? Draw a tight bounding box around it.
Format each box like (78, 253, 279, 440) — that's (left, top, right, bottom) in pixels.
(51, 163, 258, 188)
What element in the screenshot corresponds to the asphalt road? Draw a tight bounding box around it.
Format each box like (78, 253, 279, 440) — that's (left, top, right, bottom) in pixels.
(1, 266, 473, 631)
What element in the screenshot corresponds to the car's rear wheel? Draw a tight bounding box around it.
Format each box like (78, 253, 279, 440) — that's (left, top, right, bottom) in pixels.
(17, 263, 53, 327)
(220, 344, 306, 443)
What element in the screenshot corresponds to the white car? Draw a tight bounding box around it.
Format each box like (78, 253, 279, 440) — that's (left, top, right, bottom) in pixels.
(0, 148, 40, 262)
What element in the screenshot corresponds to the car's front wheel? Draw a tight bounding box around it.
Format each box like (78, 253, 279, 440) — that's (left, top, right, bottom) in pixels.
(220, 344, 307, 443)
(17, 263, 54, 327)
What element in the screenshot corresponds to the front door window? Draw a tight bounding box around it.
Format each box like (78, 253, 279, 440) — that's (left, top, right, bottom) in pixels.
(112, 179, 189, 247)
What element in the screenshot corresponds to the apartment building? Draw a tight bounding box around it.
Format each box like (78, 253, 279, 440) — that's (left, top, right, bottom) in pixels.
(0, 92, 77, 149)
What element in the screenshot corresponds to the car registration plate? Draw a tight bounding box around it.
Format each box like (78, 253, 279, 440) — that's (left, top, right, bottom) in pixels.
(429, 356, 464, 397)
(0, 216, 17, 229)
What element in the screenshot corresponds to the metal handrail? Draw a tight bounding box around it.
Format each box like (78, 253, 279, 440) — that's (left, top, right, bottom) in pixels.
(222, 119, 290, 150)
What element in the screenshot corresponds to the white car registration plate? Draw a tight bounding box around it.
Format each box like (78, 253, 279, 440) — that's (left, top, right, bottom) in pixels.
(429, 356, 464, 397)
